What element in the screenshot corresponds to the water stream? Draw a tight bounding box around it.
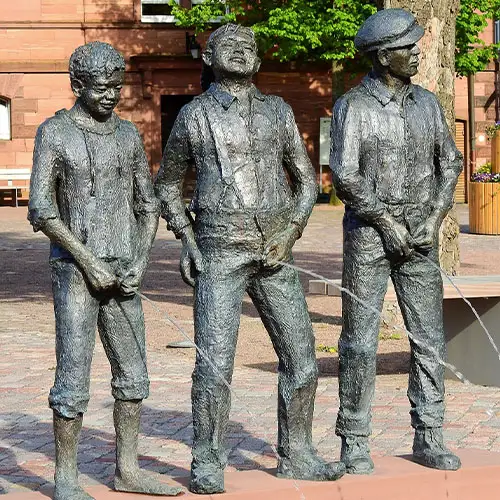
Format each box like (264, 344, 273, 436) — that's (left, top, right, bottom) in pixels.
(416, 252, 500, 362)
(279, 261, 471, 385)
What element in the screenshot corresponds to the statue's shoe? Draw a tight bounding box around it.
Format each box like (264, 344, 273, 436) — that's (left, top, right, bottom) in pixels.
(412, 428, 461, 471)
(189, 463, 225, 495)
(340, 436, 374, 475)
(277, 449, 345, 481)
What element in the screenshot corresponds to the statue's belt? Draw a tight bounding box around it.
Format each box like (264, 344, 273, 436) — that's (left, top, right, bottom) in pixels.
(196, 206, 292, 240)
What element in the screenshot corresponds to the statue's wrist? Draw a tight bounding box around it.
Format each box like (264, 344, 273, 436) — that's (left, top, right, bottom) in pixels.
(372, 212, 394, 232)
(179, 225, 195, 244)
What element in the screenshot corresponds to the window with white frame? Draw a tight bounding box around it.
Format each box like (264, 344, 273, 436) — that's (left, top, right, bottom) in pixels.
(141, 0, 179, 23)
(0, 98, 11, 141)
(141, 0, 212, 23)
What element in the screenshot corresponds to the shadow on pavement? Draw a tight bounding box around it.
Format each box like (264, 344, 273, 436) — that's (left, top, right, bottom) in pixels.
(0, 407, 273, 495)
(245, 351, 411, 378)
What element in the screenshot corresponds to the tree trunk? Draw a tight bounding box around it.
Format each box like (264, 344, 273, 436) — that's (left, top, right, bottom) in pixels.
(380, 0, 462, 275)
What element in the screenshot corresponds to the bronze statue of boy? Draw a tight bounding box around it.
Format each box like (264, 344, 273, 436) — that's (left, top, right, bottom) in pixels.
(28, 42, 182, 499)
(330, 9, 463, 475)
(155, 24, 345, 495)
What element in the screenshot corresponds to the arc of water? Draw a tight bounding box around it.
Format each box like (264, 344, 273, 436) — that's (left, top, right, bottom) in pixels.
(131, 242, 499, 497)
(276, 262, 471, 385)
(136, 291, 307, 500)
(415, 252, 500, 363)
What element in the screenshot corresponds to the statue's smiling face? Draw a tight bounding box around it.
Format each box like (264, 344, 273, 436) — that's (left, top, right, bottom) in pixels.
(211, 31, 260, 79)
(78, 70, 124, 120)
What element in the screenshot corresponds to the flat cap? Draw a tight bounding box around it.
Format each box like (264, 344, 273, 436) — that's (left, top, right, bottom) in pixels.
(354, 8, 424, 53)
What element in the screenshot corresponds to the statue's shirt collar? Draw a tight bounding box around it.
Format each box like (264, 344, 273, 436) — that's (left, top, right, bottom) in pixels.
(362, 72, 414, 106)
(207, 82, 266, 110)
(57, 109, 120, 135)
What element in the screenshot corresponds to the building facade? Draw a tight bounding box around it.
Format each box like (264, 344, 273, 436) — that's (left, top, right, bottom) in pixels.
(0, 0, 496, 204)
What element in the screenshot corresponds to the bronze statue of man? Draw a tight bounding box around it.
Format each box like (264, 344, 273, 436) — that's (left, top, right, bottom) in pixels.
(155, 24, 345, 495)
(28, 42, 182, 499)
(330, 9, 463, 475)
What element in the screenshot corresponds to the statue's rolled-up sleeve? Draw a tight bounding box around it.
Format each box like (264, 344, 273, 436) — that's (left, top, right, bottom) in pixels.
(28, 122, 60, 232)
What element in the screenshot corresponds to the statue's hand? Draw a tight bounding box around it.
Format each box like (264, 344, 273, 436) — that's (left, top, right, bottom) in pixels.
(84, 258, 117, 293)
(412, 217, 439, 253)
(180, 230, 203, 287)
(378, 219, 413, 261)
(262, 224, 300, 269)
(118, 261, 147, 297)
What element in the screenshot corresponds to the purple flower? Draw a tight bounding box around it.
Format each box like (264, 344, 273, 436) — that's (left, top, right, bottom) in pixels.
(471, 171, 500, 183)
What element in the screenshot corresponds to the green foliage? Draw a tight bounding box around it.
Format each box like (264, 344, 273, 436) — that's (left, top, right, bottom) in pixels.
(171, 0, 376, 66)
(486, 122, 500, 137)
(456, 0, 500, 76)
(316, 344, 338, 354)
(172, 0, 500, 75)
(475, 161, 492, 173)
(378, 332, 403, 341)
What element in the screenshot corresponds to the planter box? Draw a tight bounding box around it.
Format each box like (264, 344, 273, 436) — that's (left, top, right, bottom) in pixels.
(469, 181, 500, 234)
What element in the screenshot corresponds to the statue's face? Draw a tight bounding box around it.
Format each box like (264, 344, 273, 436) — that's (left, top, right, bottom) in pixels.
(210, 31, 260, 79)
(385, 43, 420, 79)
(75, 70, 124, 120)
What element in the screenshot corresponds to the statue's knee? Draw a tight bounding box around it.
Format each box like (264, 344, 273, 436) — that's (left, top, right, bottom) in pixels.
(282, 360, 318, 389)
(339, 339, 377, 359)
(192, 367, 232, 391)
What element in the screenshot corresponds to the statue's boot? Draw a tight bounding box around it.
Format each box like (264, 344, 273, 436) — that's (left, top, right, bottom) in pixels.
(412, 428, 461, 471)
(276, 377, 345, 481)
(189, 461, 225, 495)
(340, 436, 374, 475)
(113, 400, 184, 496)
(53, 412, 95, 500)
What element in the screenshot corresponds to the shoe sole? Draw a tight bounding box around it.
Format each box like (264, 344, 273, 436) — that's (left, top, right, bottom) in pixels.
(411, 455, 461, 471)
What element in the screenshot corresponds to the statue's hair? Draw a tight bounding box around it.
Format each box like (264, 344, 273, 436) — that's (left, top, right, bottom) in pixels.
(205, 24, 256, 56)
(201, 24, 257, 91)
(69, 42, 125, 83)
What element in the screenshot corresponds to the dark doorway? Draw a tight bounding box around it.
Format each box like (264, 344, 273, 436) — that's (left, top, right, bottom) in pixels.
(161, 94, 195, 151)
(161, 94, 196, 197)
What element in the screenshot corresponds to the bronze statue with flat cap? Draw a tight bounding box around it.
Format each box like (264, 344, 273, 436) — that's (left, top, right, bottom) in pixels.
(330, 8, 463, 475)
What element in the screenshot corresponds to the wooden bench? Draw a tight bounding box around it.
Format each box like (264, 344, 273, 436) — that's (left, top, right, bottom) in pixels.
(0, 168, 30, 207)
(309, 276, 500, 387)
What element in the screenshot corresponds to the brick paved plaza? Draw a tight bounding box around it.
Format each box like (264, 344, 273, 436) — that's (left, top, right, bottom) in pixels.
(1, 205, 500, 496)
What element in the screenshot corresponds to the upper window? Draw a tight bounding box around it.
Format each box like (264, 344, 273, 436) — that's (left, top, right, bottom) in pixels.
(141, 0, 179, 23)
(0, 98, 11, 141)
(141, 0, 207, 23)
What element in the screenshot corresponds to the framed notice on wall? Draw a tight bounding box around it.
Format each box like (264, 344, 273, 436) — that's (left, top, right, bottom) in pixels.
(319, 117, 331, 166)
